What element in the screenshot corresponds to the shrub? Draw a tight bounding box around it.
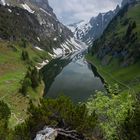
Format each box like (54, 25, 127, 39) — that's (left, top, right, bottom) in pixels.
(0, 101, 11, 140)
(20, 77, 32, 96)
(21, 50, 29, 61)
(86, 85, 134, 140)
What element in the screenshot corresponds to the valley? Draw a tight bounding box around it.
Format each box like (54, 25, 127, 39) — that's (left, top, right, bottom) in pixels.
(0, 0, 140, 140)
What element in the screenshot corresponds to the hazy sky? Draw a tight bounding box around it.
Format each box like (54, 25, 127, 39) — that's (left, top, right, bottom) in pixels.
(49, 0, 122, 25)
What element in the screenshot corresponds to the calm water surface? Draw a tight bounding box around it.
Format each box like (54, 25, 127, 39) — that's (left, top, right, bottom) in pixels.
(42, 50, 104, 102)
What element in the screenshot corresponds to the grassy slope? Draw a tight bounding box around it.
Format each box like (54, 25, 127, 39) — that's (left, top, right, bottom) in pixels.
(0, 40, 51, 128)
(86, 55, 140, 93)
(105, 4, 140, 45)
(86, 3, 140, 94)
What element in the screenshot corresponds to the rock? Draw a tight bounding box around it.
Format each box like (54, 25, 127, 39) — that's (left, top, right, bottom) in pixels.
(34, 127, 58, 140)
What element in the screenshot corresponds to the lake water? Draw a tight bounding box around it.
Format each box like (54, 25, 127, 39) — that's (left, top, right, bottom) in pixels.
(42, 49, 104, 102)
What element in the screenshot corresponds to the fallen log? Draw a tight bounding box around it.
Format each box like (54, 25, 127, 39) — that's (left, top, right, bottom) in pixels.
(56, 128, 86, 140)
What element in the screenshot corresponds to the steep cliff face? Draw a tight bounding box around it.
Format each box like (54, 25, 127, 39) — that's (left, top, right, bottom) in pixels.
(84, 6, 120, 44)
(0, 0, 82, 55)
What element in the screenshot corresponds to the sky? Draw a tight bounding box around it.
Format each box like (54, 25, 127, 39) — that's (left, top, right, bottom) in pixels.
(49, 0, 122, 25)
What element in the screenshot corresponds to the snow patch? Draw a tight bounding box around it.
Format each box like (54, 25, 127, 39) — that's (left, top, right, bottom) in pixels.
(8, 9, 12, 13)
(68, 21, 92, 40)
(40, 8, 52, 17)
(21, 3, 34, 14)
(0, 0, 6, 5)
(53, 37, 57, 41)
(37, 37, 40, 42)
(36, 60, 49, 70)
(53, 48, 63, 56)
(35, 46, 44, 51)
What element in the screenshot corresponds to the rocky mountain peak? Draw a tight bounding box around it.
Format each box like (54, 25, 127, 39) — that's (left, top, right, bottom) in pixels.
(68, 5, 120, 46)
(29, 0, 53, 13)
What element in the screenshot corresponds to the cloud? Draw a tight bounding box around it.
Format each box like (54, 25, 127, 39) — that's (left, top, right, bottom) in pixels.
(49, 0, 122, 25)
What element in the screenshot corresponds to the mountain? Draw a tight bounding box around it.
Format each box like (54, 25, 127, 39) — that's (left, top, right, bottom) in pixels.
(85, 6, 120, 45)
(69, 0, 139, 46)
(68, 20, 92, 42)
(91, 0, 140, 66)
(0, 0, 83, 56)
(68, 6, 120, 46)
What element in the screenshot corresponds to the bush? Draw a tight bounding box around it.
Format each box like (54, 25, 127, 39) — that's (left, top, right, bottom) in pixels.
(21, 50, 29, 61)
(122, 94, 140, 140)
(0, 101, 11, 140)
(19, 77, 32, 96)
(125, 20, 137, 42)
(13, 96, 97, 139)
(20, 67, 41, 95)
(21, 38, 27, 48)
(30, 67, 40, 88)
(86, 85, 134, 140)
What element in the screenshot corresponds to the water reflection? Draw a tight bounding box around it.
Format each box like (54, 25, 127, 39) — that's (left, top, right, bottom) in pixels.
(41, 50, 104, 102)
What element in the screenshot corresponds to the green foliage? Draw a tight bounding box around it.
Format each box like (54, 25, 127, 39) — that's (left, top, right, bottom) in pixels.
(21, 50, 29, 61)
(125, 20, 137, 42)
(121, 94, 140, 140)
(21, 39, 27, 48)
(19, 77, 32, 96)
(14, 96, 97, 139)
(30, 67, 41, 88)
(20, 67, 41, 95)
(0, 101, 11, 120)
(0, 101, 11, 140)
(14, 124, 31, 140)
(86, 85, 134, 140)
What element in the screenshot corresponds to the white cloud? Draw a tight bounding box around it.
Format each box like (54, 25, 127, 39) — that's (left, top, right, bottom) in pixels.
(49, 0, 122, 25)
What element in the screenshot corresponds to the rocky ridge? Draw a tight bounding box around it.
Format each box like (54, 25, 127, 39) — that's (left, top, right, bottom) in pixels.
(0, 0, 84, 56)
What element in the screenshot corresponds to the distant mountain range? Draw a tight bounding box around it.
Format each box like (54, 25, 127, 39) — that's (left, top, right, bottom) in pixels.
(68, 0, 138, 46)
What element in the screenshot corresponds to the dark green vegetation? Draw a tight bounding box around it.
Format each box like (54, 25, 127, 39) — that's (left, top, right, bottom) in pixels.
(0, 101, 11, 140)
(1, 88, 140, 140)
(20, 67, 41, 96)
(14, 96, 97, 140)
(0, 96, 97, 139)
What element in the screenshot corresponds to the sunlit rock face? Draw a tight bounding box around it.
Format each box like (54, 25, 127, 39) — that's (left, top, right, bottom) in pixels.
(29, 0, 56, 17)
(34, 127, 58, 140)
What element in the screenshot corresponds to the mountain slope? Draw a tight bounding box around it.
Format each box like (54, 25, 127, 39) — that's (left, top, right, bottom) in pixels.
(0, 40, 52, 128)
(0, 0, 83, 55)
(87, 1, 140, 92)
(92, 1, 140, 66)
